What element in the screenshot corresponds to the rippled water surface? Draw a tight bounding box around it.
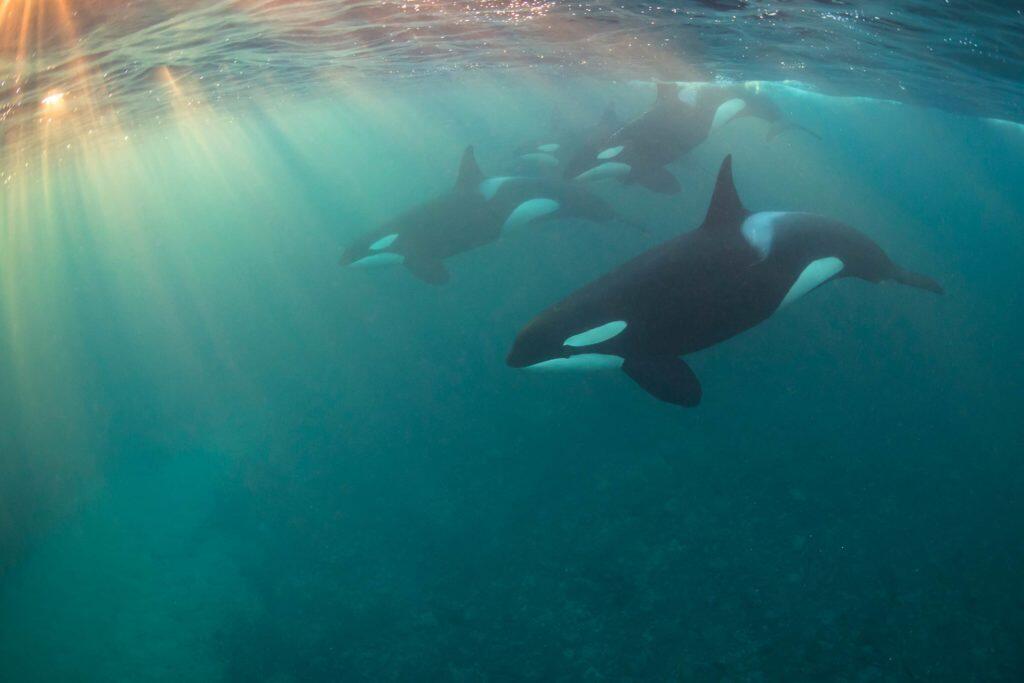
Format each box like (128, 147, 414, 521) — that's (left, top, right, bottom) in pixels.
(2, 0, 1023, 147)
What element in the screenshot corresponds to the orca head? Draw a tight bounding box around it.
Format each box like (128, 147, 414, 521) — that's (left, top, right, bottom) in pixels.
(518, 152, 560, 170)
(340, 222, 405, 269)
(507, 316, 627, 371)
(515, 140, 562, 171)
(561, 133, 631, 182)
(342, 146, 485, 271)
(571, 142, 634, 183)
(506, 317, 567, 368)
(717, 88, 785, 129)
(710, 97, 752, 131)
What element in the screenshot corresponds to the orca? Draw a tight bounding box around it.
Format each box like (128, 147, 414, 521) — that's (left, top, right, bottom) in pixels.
(507, 156, 943, 406)
(564, 82, 817, 195)
(340, 146, 641, 285)
(723, 84, 822, 142)
(514, 103, 622, 175)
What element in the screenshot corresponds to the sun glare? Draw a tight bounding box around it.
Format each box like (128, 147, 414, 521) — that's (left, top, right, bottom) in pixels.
(41, 91, 65, 108)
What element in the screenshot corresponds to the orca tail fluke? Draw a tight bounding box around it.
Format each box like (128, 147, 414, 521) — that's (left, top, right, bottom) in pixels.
(892, 266, 944, 295)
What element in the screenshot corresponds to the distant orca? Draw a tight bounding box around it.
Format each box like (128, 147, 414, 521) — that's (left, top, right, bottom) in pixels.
(507, 155, 942, 406)
(515, 104, 622, 173)
(340, 146, 640, 285)
(726, 86, 822, 143)
(565, 82, 817, 194)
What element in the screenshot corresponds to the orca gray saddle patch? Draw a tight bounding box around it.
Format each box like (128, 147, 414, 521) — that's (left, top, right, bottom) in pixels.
(677, 87, 698, 107)
(741, 211, 788, 258)
(478, 176, 517, 201)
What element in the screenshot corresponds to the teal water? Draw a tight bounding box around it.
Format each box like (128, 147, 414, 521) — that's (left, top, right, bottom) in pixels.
(2, 6, 1024, 681)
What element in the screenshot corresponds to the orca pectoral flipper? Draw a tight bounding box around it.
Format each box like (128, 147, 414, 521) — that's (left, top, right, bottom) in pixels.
(622, 356, 702, 407)
(405, 258, 450, 285)
(891, 265, 944, 295)
(628, 166, 681, 195)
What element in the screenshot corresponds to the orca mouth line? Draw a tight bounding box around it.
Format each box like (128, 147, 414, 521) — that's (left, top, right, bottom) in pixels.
(520, 353, 625, 372)
(506, 347, 568, 368)
(507, 347, 629, 372)
(505, 351, 534, 368)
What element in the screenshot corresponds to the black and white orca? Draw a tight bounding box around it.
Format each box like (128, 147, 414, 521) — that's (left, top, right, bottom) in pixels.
(564, 82, 816, 194)
(340, 146, 639, 285)
(507, 156, 943, 406)
(515, 104, 622, 174)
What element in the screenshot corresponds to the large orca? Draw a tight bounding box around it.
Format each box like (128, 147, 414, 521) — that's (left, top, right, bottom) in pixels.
(340, 146, 639, 285)
(565, 82, 816, 194)
(507, 156, 943, 406)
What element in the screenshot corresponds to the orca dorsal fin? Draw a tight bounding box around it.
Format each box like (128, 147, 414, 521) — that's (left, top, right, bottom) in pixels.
(655, 81, 680, 105)
(456, 145, 485, 189)
(700, 155, 748, 231)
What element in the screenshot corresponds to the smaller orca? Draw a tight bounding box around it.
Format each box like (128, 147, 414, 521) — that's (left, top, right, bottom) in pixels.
(508, 155, 942, 407)
(514, 103, 622, 174)
(341, 146, 641, 285)
(565, 82, 817, 195)
(723, 85, 822, 142)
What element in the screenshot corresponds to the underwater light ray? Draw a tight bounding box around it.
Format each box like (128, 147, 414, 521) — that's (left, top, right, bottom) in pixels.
(0, 168, 104, 548)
